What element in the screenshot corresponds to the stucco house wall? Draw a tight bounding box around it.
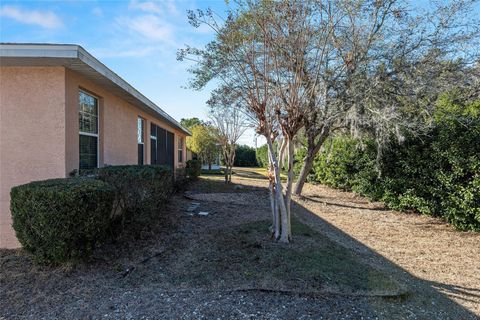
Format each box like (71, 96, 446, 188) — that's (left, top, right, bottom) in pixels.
(0, 64, 188, 249)
(0, 66, 67, 248)
(65, 69, 187, 174)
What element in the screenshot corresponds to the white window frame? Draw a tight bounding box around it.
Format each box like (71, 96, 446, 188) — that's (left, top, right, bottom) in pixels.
(137, 117, 145, 164)
(137, 117, 145, 144)
(79, 89, 100, 169)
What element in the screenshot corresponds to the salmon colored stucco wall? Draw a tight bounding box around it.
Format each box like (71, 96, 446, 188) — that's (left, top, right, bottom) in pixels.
(0, 67, 67, 248)
(65, 69, 187, 173)
(0, 66, 187, 248)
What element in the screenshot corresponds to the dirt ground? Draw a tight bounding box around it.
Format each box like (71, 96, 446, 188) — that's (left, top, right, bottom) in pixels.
(296, 182, 480, 316)
(1, 170, 479, 319)
(234, 167, 480, 317)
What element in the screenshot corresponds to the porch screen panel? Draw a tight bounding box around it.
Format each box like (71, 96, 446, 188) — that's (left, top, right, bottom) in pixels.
(150, 123, 157, 164)
(166, 131, 174, 168)
(157, 127, 167, 165)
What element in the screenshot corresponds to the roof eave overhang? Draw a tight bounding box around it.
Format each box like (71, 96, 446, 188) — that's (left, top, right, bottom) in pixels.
(0, 43, 191, 136)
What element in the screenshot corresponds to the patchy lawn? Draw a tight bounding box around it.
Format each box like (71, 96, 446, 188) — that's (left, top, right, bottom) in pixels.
(0, 172, 478, 319)
(122, 218, 403, 297)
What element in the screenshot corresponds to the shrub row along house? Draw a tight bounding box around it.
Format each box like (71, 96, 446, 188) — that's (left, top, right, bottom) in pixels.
(0, 43, 190, 248)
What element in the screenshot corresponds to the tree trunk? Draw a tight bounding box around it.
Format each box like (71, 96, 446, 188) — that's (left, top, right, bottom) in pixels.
(267, 147, 280, 239)
(284, 137, 295, 239)
(229, 146, 235, 183)
(266, 136, 290, 243)
(223, 148, 229, 183)
(267, 145, 279, 238)
(293, 129, 329, 196)
(278, 139, 287, 172)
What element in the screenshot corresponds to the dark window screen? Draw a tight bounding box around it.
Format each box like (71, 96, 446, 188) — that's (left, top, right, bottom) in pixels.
(79, 135, 98, 169)
(138, 144, 144, 165)
(157, 127, 167, 165)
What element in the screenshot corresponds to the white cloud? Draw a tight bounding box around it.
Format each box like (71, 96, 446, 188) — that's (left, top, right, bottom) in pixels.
(164, 1, 178, 15)
(0, 5, 62, 29)
(92, 7, 103, 17)
(129, 1, 163, 14)
(129, 0, 178, 15)
(117, 14, 173, 42)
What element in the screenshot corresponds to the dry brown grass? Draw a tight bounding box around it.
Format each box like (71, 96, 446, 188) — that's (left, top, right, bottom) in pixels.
(1, 172, 479, 319)
(295, 182, 480, 316)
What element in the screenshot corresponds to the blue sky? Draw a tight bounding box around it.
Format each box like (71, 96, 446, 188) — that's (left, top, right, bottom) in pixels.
(1, 1, 478, 147)
(0, 0, 263, 146)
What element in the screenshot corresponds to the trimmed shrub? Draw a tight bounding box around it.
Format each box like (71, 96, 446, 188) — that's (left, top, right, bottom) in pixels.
(185, 159, 202, 179)
(96, 165, 173, 233)
(303, 96, 480, 231)
(11, 178, 115, 264)
(174, 167, 188, 190)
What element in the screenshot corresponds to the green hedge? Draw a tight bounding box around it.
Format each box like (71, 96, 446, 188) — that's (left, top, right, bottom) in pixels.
(11, 178, 115, 264)
(11, 165, 176, 265)
(96, 165, 173, 233)
(302, 96, 480, 231)
(185, 159, 202, 179)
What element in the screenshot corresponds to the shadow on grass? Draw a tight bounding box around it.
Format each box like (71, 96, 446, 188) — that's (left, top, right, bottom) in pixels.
(232, 167, 269, 180)
(177, 175, 479, 318)
(0, 174, 478, 319)
(301, 194, 389, 211)
(125, 218, 405, 297)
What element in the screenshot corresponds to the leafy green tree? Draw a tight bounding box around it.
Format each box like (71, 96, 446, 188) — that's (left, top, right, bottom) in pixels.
(256, 144, 271, 168)
(180, 117, 205, 130)
(187, 125, 218, 170)
(234, 145, 258, 167)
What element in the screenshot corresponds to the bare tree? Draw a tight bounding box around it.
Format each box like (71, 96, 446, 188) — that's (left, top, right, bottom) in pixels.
(293, 0, 480, 195)
(208, 86, 248, 183)
(179, 0, 316, 242)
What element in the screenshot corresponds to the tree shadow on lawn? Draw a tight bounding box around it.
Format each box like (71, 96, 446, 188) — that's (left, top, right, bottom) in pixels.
(301, 194, 389, 211)
(0, 176, 478, 319)
(115, 176, 479, 318)
(172, 176, 479, 318)
(123, 218, 404, 297)
(232, 167, 269, 180)
(289, 199, 479, 318)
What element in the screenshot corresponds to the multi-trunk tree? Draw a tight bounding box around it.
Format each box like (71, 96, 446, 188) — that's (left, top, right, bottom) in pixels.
(180, 0, 317, 242)
(179, 0, 480, 242)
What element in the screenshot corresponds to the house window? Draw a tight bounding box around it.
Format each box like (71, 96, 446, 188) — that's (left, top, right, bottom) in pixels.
(79, 91, 98, 170)
(137, 117, 145, 165)
(150, 123, 175, 168)
(178, 136, 184, 163)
